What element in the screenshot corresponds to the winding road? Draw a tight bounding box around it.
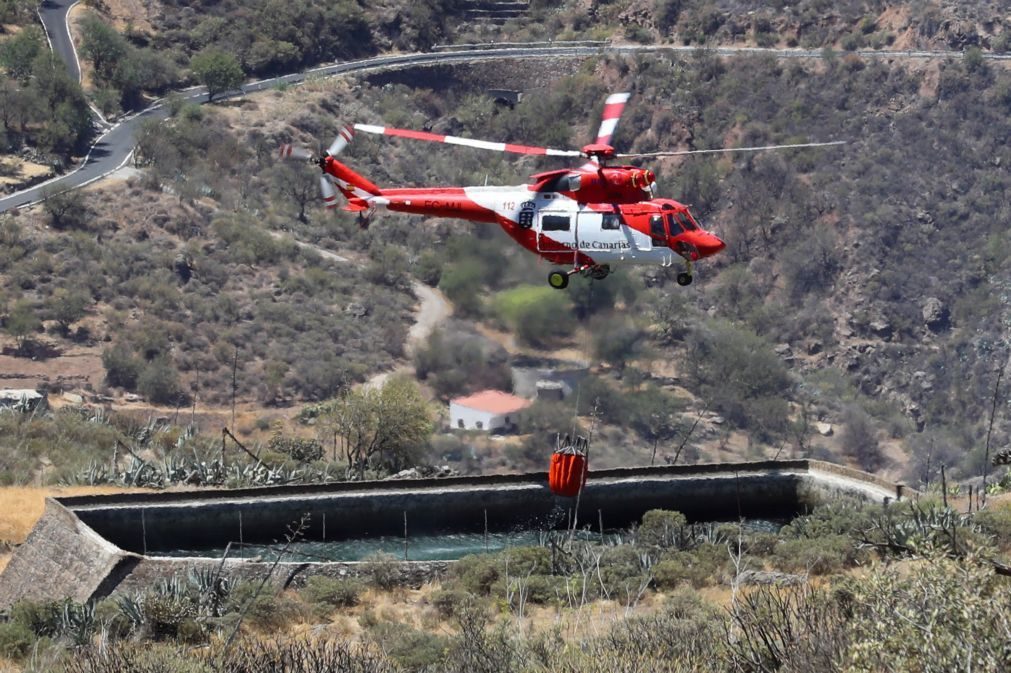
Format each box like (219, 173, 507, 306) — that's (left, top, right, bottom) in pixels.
(7, 8, 1010, 214)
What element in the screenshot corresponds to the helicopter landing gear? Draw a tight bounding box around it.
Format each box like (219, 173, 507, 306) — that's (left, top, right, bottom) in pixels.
(676, 258, 694, 286)
(549, 263, 611, 289)
(548, 270, 569, 289)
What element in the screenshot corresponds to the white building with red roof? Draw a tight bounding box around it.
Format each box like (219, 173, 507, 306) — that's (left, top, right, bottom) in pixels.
(449, 389, 531, 432)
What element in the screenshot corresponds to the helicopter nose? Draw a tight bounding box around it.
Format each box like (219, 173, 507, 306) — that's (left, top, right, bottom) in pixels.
(695, 232, 726, 257)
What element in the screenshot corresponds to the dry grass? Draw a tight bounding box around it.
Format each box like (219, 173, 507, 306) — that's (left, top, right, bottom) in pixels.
(0, 158, 52, 186)
(0, 485, 147, 545)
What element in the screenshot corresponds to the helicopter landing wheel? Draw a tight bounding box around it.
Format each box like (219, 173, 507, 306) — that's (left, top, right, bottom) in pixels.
(548, 270, 569, 290)
(676, 272, 693, 286)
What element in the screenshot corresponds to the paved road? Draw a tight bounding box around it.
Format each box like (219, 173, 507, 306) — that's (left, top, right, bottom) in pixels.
(4, 26, 1008, 215)
(37, 0, 80, 82)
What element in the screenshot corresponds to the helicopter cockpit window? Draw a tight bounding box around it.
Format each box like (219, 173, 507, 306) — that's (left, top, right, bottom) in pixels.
(666, 212, 699, 233)
(542, 215, 571, 231)
(650, 215, 668, 246)
(602, 213, 622, 230)
(674, 212, 699, 231)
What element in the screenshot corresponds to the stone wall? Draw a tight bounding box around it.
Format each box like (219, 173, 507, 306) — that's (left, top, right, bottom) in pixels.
(112, 558, 451, 596)
(0, 460, 907, 610)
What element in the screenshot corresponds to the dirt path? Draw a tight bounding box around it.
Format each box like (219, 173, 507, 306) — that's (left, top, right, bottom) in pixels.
(406, 282, 451, 356)
(365, 281, 452, 390)
(267, 230, 349, 263)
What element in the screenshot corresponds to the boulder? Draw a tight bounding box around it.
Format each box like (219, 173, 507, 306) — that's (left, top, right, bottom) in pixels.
(921, 297, 950, 331)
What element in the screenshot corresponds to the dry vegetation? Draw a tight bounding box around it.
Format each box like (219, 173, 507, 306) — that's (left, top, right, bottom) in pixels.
(3, 500, 1011, 672)
(0, 485, 146, 572)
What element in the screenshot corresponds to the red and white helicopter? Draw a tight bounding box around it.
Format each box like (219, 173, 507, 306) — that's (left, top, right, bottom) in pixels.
(280, 94, 843, 289)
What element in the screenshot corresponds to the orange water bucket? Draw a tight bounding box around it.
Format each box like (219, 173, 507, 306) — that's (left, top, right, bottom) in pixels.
(548, 451, 587, 497)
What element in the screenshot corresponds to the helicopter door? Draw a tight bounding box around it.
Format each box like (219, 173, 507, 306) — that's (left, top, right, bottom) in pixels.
(537, 210, 577, 263)
(575, 211, 634, 260)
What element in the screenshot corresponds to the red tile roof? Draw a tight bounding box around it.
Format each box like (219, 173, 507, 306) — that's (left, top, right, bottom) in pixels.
(451, 390, 531, 415)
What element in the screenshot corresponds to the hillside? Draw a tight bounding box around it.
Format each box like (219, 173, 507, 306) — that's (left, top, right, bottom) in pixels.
(0, 2, 1007, 490)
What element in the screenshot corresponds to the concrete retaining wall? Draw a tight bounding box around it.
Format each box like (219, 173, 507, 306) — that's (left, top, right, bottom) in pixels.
(0, 460, 906, 609)
(0, 499, 135, 608)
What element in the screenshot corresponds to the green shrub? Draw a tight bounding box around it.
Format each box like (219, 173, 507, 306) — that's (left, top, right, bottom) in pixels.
(772, 534, 856, 575)
(598, 545, 649, 603)
(0, 620, 34, 659)
(242, 592, 305, 632)
(367, 620, 448, 670)
(450, 553, 501, 596)
(102, 343, 143, 389)
(267, 434, 324, 463)
(501, 546, 551, 575)
(637, 510, 688, 549)
(428, 589, 474, 620)
(973, 503, 1011, 551)
(300, 576, 363, 615)
(492, 285, 574, 347)
(653, 544, 727, 589)
(744, 532, 779, 557)
(363, 552, 400, 590)
(137, 357, 188, 405)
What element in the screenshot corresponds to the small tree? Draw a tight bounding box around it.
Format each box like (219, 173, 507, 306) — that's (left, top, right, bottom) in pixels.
(49, 288, 88, 336)
(493, 286, 574, 347)
(41, 187, 90, 230)
(5, 300, 39, 354)
(79, 15, 129, 82)
(102, 342, 142, 389)
(0, 24, 43, 82)
(137, 357, 187, 405)
(322, 377, 433, 478)
(271, 163, 317, 224)
(190, 49, 244, 102)
(591, 314, 646, 373)
(840, 405, 883, 471)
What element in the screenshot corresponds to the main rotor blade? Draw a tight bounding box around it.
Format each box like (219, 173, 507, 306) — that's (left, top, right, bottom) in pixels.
(593, 92, 630, 147)
(616, 140, 847, 159)
(279, 144, 313, 161)
(327, 125, 356, 156)
(352, 123, 584, 158)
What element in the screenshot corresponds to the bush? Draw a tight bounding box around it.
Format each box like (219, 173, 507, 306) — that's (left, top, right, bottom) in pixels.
(492, 286, 574, 347)
(137, 357, 188, 405)
(450, 553, 501, 596)
(771, 534, 855, 575)
(363, 552, 400, 590)
(267, 434, 324, 463)
(413, 326, 511, 400)
(653, 544, 726, 589)
(598, 545, 651, 604)
(428, 589, 474, 620)
(367, 621, 448, 670)
(301, 576, 363, 615)
(637, 510, 688, 549)
(0, 620, 33, 659)
(242, 592, 305, 632)
(974, 503, 1011, 551)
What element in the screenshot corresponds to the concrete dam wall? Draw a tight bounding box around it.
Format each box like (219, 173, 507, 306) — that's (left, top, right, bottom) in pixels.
(0, 460, 906, 609)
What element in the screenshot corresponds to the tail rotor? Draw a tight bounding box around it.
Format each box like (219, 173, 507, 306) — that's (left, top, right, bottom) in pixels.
(278, 125, 358, 208)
